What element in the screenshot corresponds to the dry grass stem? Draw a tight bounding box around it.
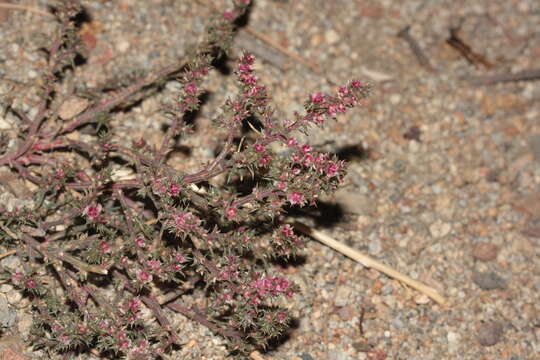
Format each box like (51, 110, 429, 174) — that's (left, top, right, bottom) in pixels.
(292, 221, 448, 306)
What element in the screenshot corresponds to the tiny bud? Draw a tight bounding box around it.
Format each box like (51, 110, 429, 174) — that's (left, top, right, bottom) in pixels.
(223, 10, 236, 20)
(99, 241, 111, 253)
(26, 279, 37, 289)
(253, 143, 265, 153)
(83, 204, 102, 221)
(169, 183, 181, 196)
(350, 79, 362, 89)
(287, 192, 305, 205)
(225, 207, 237, 220)
(310, 92, 324, 104)
(132, 138, 146, 148)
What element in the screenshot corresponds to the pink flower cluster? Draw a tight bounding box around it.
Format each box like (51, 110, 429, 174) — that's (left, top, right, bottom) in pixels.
(83, 204, 102, 221)
(246, 275, 294, 305)
(120, 297, 141, 323)
(236, 53, 268, 103)
(172, 211, 201, 233)
(289, 144, 344, 179)
(299, 79, 365, 127)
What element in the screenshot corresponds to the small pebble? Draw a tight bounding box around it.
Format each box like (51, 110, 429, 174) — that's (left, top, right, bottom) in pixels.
(529, 135, 540, 164)
(477, 321, 504, 346)
(0, 284, 13, 293)
(429, 220, 452, 238)
(472, 242, 498, 262)
(353, 341, 372, 352)
(0, 296, 16, 328)
(473, 271, 506, 290)
(325, 29, 340, 44)
(6, 290, 22, 305)
(299, 353, 315, 360)
(334, 286, 352, 307)
(116, 39, 131, 53)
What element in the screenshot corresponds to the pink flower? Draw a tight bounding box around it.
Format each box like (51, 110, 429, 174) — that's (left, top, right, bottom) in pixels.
(239, 63, 252, 73)
(128, 298, 141, 313)
(135, 236, 146, 249)
(152, 179, 167, 194)
(240, 73, 257, 86)
(287, 192, 305, 205)
(174, 253, 186, 262)
(225, 207, 237, 220)
(280, 224, 294, 237)
(351, 79, 362, 89)
(313, 114, 324, 125)
(327, 104, 338, 117)
(259, 154, 271, 167)
(301, 144, 312, 154)
(11, 271, 23, 284)
(99, 241, 111, 253)
(137, 271, 152, 283)
(26, 279, 37, 289)
(303, 154, 314, 166)
(311, 92, 324, 104)
(170, 264, 182, 272)
(169, 183, 181, 196)
(184, 82, 198, 95)
(55, 169, 65, 179)
(83, 204, 102, 220)
(146, 260, 162, 272)
(173, 212, 200, 232)
(276, 311, 287, 323)
(326, 162, 339, 177)
(253, 143, 265, 152)
(241, 53, 255, 64)
(286, 138, 298, 147)
(275, 278, 289, 292)
(223, 10, 236, 20)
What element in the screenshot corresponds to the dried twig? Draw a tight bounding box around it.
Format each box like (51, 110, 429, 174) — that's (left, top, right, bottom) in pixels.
(0, 3, 54, 18)
(446, 27, 492, 69)
(397, 25, 435, 72)
(292, 221, 448, 306)
(250, 351, 267, 360)
(0, 249, 16, 260)
(468, 67, 540, 85)
(243, 27, 322, 74)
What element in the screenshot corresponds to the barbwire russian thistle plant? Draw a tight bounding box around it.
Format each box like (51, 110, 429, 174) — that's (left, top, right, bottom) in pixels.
(0, 0, 370, 358)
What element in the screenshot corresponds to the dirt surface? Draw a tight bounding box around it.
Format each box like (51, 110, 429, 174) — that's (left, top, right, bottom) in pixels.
(0, 0, 539, 359)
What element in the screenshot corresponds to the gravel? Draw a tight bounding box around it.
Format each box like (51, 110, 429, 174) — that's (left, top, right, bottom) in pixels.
(1, 0, 539, 359)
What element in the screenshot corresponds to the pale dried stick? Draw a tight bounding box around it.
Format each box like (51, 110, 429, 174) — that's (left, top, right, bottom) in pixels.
(0, 249, 16, 260)
(292, 221, 448, 306)
(0, 3, 54, 18)
(243, 27, 322, 74)
(250, 351, 267, 360)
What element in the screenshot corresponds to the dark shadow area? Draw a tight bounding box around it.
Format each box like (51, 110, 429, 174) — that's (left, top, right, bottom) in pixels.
(212, 53, 232, 76)
(241, 115, 265, 134)
(182, 91, 211, 128)
(334, 143, 371, 162)
(285, 200, 345, 229)
(270, 254, 307, 268)
(264, 316, 300, 354)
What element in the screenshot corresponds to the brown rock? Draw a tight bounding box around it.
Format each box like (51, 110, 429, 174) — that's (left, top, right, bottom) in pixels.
(58, 96, 90, 120)
(480, 93, 525, 116)
(472, 242, 498, 262)
(477, 321, 504, 347)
